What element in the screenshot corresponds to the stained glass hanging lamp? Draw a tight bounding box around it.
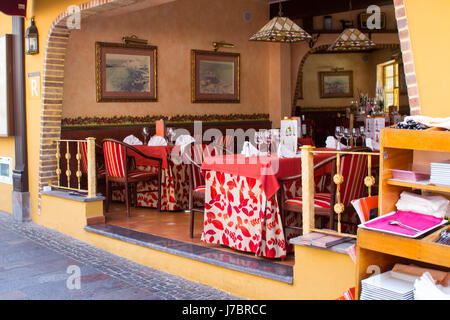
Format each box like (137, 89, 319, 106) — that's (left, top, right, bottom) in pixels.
(328, 0, 376, 51)
(249, 1, 312, 43)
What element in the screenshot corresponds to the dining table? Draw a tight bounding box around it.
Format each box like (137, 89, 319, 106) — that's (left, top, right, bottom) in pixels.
(200, 150, 335, 259)
(111, 145, 191, 211)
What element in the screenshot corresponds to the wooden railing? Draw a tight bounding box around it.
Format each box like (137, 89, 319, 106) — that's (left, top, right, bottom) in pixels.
(51, 137, 97, 198)
(301, 146, 380, 239)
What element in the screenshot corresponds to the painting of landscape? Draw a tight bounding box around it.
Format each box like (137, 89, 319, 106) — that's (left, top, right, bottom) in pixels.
(198, 60, 234, 95)
(319, 71, 353, 98)
(191, 50, 240, 103)
(96, 42, 157, 102)
(105, 53, 150, 93)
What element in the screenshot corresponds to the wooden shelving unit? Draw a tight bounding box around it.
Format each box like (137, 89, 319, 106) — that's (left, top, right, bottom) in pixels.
(355, 127, 450, 299)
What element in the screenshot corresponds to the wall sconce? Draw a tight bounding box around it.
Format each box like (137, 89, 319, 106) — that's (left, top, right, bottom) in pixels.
(212, 41, 234, 52)
(25, 17, 39, 55)
(122, 35, 148, 46)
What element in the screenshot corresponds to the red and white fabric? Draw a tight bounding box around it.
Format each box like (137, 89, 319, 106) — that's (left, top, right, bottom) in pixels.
(285, 193, 332, 209)
(201, 171, 301, 258)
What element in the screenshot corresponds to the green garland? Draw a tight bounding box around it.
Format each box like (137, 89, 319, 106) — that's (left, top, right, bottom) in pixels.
(61, 113, 270, 128)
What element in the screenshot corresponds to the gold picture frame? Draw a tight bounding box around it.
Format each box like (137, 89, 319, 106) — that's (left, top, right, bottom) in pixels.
(191, 50, 240, 103)
(95, 41, 157, 102)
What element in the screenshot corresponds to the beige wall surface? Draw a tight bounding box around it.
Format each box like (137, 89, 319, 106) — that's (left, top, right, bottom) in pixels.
(62, 0, 271, 119)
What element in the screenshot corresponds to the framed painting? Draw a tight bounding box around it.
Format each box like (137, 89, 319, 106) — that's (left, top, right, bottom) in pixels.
(95, 42, 157, 102)
(319, 71, 353, 98)
(191, 50, 240, 103)
(0, 34, 14, 137)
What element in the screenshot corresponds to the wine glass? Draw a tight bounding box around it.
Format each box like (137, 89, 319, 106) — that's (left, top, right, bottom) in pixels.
(166, 127, 175, 145)
(254, 131, 263, 152)
(142, 127, 150, 145)
(264, 130, 272, 155)
(360, 126, 366, 146)
(352, 128, 360, 146)
(343, 128, 352, 148)
(334, 126, 344, 151)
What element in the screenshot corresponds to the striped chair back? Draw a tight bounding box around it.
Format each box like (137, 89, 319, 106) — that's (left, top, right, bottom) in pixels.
(189, 143, 215, 188)
(339, 153, 368, 207)
(103, 140, 126, 178)
(79, 141, 88, 174)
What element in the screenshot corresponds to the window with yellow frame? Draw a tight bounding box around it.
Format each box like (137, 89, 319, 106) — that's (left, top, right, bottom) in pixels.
(383, 62, 400, 112)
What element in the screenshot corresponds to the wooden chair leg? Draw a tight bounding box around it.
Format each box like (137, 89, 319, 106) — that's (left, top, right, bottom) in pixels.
(125, 182, 130, 217)
(190, 209, 194, 238)
(105, 179, 110, 213)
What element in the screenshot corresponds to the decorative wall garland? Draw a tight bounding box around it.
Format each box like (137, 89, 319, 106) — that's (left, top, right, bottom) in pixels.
(61, 113, 270, 128)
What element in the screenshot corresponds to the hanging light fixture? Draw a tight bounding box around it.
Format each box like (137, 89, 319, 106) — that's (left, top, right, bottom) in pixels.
(249, 0, 312, 43)
(25, 17, 39, 55)
(328, 1, 376, 52)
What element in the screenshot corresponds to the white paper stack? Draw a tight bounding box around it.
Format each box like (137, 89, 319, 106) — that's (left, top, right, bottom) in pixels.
(430, 160, 450, 187)
(360, 271, 416, 300)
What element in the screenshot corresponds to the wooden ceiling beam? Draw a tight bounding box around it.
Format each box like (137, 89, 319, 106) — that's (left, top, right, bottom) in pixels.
(270, 0, 394, 20)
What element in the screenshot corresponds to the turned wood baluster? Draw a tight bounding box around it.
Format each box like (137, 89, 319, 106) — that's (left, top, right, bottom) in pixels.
(65, 141, 71, 188)
(333, 153, 345, 234)
(86, 137, 96, 198)
(301, 145, 315, 235)
(364, 154, 376, 197)
(76, 141, 82, 190)
(55, 141, 61, 187)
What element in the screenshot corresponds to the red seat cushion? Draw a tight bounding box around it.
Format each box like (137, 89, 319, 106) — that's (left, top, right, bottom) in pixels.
(127, 171, 156, 179)
(97, 168, 106, 176)
(285, 193, 332, 209)
(194, 185, 206, 193)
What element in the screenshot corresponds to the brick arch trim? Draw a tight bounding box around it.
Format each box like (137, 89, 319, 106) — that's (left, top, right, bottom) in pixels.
(292, 0, 421, 116)
(38, 0, 147, 210)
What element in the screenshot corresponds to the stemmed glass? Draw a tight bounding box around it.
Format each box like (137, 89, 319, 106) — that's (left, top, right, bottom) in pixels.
(335, 126, 344, 151)
(343, 128, 352, 148)
(352, 128, 360, 146)
(264, 130, 272, 155)
(254, 131, 263, 152)
(360, 126, 366, 147)
(142, 127, 150, 145)
(166, 127, 175, 145)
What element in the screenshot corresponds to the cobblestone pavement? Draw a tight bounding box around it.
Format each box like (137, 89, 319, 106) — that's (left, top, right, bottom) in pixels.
(0, 211, 240, 300)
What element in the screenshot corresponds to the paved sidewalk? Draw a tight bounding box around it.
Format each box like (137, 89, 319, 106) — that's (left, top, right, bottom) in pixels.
(0, 211, 240, 300)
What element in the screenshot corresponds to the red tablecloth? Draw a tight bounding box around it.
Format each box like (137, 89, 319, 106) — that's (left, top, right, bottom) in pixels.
(201, 151, 333, 199)
(128, 145, 176, 169)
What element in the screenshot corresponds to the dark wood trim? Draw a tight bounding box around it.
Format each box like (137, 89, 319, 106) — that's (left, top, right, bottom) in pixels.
(12, 16, 29, 192)
(87, 216, 106, 225)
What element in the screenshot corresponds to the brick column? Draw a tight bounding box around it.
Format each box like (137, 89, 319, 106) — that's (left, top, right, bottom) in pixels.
(394, 0, 421, 115)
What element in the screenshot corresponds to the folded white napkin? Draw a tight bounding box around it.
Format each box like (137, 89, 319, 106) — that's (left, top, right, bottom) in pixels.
(365, 137, 380, 151)
(325, 136, 346, 149)
(396, 191, 450, 218)
(277, 144, 298, 158)
(148, 135, 167, 146)
(241, 141, 266, 157)
(414, 272, 450, 300)
(123, 135, 143, 145)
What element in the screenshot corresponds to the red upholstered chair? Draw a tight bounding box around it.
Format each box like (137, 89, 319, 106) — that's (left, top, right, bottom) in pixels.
(103, 139, 162, 217)
(79, 141, 107, 181)
(279, 148, 370, 232)
(183, 143, 216, 238)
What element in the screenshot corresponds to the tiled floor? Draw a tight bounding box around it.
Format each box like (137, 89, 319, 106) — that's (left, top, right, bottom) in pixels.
(105, 202, 295, 267)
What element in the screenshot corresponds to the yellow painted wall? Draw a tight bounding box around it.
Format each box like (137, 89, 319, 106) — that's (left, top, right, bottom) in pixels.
(404, 0, 450, 117)
(40, 193, 357, 300)
(0, 13, 14, 214)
